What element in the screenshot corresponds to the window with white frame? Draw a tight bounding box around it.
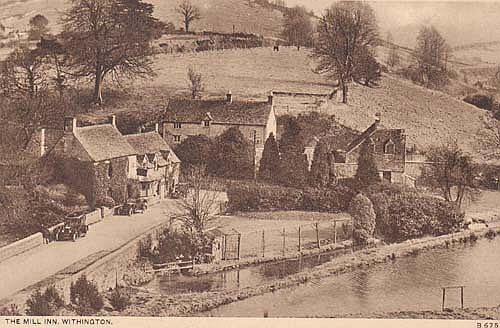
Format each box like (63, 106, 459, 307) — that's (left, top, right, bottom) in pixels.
(174, 122, 182, 129)
(173, 135, 181, 143)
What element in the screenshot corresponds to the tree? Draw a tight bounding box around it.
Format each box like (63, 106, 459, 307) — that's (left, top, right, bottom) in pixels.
(313, 1, 379, 103)
(281, 6, 314, 50)
(211, 127, 253, 179)
(187, 67, 203, 99)
(61, 0, 164, 104)
(278, 118, 309, 188)
(258, 133, 281, 183)
(386, 32, 400, 68)
(0, 46, 48, 99)
(28, 14, 50, 40)
(176, 0, 201, 33)
(414, 25, 451, 88)
(309, 138, 333, 187)
(353, 47, 381, 87)
(174, 135, 213, 171)
(421, 141, 480, 209)
(354, 140, 381, 190)
(176, 165, 222, 247)
(348, 193, 376, 245)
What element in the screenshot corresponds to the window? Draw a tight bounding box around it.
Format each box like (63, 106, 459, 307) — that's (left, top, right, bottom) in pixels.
(173, 135, 181, 143)
(384, 139, 395, 154)
(204, 120, 210, 127)
(174, 122, 182, 129)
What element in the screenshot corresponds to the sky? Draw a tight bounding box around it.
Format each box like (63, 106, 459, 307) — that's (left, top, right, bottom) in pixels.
(286, 1, 500, 46)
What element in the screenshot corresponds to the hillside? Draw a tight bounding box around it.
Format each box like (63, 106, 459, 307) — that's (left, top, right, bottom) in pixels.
(78, 47, 492, 163)
(0, 0, 284, 37)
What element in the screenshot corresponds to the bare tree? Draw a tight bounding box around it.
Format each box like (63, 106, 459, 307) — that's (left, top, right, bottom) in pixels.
(421, 141, 480, 209)
(414, 25, 452, 88)
(313, 1, 379, 103)
(176, 0, 202, 33)
(478, 114, 500, 159)
(61, 0, 164, 104)
(176, 166, 223, 238)
(281, 6, 314, 50)
(187, 67, 203, 99)
(386, 32, 400, 68)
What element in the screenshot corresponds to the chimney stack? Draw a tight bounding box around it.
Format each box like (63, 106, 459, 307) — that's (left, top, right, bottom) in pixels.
(374, 112, 381, 124)
(64, 117, 77, 133)
(226, 91, 232, 104)
(268, 91, 274, 104)
(109, 115, 116, 128)
(155, 123, 159, 133)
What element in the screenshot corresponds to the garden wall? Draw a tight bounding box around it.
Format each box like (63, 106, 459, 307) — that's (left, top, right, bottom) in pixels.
(0, 233, 43, 263)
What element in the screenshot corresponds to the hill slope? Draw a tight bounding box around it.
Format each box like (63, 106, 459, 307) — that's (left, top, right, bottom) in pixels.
(0, 0, 284, 37)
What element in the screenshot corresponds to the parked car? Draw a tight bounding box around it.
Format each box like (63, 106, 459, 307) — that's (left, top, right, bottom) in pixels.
(171, 183, 189, 199)
(55, 212, 89, 242)
(117, 199, 148, 216)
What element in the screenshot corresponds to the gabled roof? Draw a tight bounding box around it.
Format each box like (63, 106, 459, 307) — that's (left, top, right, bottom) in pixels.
(345, 121, 379, 153)
(124, 131, 181, 164)
(164, 98, 272, 126)
(74, 125, 136, 162)
(123, 132, 172, 155)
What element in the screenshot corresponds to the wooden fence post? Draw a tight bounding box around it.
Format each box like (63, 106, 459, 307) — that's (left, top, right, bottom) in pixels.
(461, 286, 464, 309)
(262, 230, 265, 258)
(315, 222, 320, 249)
(442, 288, 446, 311)
(237, 234, 241, 260)
(298, 226, 301, 252)
(333, 220, 337, 244)
(282, 228, 286, 257)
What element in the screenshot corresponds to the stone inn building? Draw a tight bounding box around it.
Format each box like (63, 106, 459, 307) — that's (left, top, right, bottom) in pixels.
(162, 92, 277, 167)
(28, 116, 180, 209)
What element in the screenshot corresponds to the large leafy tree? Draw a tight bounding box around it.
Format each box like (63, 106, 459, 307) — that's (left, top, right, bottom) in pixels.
(258, 133, 281, 183)
(211, 127, 253, 179)
(313, 1, 379, 103)
(354, 140, 381, 190)
(61, 0, 164, 104)
(281, 6, 314, 50)
(421, 141, 480, 209)
(174, 135, 213, 172)
(28, 14, 50, 40)
(353, 47, 382, 87)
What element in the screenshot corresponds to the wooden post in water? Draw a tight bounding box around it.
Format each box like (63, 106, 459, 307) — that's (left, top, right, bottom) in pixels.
(298, 226, 301, 252)
(237, 234, 241, 260)
(461, 286, 464, 309)
(282, 228, 286, 257)
(315, 222, 320, 249)
(262, 230, 265, 257)
(442, 288, 446, 311)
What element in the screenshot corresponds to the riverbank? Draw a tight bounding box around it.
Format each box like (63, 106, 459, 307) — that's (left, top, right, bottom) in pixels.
(111, 224, 500, 317)
(338, 306, 500, 319)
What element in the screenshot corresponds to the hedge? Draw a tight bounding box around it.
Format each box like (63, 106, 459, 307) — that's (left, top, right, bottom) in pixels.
(227, 182, 354, 213)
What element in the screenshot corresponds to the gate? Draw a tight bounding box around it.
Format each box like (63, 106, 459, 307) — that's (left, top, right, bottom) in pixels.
(223, 232, 241, 260)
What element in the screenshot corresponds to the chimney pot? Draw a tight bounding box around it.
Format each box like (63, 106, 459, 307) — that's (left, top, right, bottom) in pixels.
(226, 91, 232, 104)
(109, 115, 116, 127)
(374, 112, 381, 122)
(268, 91, 274, 104)
(64, 117, 77, 133)
(155, 123, 159, 133)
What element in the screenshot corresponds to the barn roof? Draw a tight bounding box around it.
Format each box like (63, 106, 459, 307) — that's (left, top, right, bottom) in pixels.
(74, 125, 136, 162)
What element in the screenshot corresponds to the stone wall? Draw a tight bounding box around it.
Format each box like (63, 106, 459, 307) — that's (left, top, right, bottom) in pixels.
(0, 233, 43, 263)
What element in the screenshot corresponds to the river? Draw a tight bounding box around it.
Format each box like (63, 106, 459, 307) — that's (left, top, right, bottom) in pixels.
(146, 237, 500, 317)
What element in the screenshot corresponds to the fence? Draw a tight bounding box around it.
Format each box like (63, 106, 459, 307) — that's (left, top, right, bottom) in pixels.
(238, 220, 353, 259)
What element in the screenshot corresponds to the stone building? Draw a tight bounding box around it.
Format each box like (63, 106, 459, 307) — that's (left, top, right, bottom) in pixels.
(162, 92, 277, 167)
(124, 126, 181, 199)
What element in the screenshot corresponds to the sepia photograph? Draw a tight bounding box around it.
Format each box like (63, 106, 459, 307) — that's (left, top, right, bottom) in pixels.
(0, 0, 500, 326)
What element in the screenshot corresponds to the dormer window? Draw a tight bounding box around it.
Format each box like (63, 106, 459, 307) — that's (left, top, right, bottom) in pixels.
(384, 139, 395, 154)
(204, 120, 210, 127)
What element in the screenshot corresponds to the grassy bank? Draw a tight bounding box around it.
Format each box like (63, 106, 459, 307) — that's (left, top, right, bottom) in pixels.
(109, 224, 500, 317)
(339, 306, 500, 319)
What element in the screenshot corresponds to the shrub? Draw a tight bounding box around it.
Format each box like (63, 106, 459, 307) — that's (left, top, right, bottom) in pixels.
(486, 229, 497, 239)
(0, 304, 21, 316)
(464, 94, 494, 111)
(348, 193, 376, 245)
(70, 275, 104, 315)
(26, 286, 64, 316)
(108, 288, 131, 311)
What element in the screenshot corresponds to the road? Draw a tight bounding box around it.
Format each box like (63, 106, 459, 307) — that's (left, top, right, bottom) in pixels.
(0, 199, 182, 302)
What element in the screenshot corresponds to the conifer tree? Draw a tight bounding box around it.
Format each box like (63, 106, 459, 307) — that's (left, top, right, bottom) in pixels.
(309, 139, 332, 187)
(354, 140, 381, 189)
(258, 133, 280, 183)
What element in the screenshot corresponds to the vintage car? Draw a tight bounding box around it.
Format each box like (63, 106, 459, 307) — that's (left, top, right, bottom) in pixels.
(171, 183, 189, 199)
(117, 199, 148, 216)
(55, 212, 89, 242)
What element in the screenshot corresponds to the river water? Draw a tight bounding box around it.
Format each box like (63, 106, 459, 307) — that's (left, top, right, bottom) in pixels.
(147, 237, 500, 317)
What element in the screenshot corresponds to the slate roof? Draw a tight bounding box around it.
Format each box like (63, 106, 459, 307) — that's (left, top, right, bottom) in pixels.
(345, 122, 379, 152)
(74, 125, 136, 162)
(164, 98, 272, 126)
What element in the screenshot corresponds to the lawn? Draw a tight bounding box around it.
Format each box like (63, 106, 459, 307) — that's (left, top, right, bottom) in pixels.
(463, 190, 500, 221)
